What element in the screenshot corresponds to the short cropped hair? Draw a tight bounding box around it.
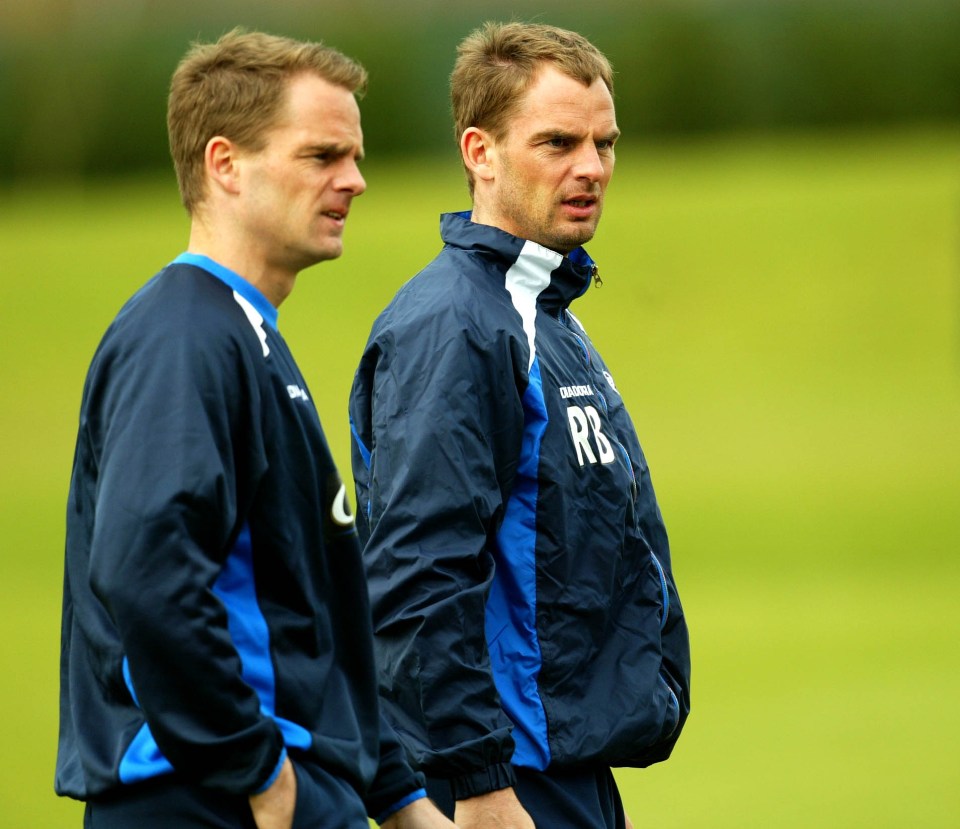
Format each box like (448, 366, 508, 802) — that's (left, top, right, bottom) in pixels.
(451, 22, 614, 195)
(168, 28, 367, 213)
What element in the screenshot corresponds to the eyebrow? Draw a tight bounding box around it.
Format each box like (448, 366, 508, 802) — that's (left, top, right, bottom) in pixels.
(303, 142, 365, 161)
(530, 127, 621, 144)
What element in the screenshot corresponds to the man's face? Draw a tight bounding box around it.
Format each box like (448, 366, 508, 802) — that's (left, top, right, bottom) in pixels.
(236, 72, 366, 274)
(481, 65, 618, 255)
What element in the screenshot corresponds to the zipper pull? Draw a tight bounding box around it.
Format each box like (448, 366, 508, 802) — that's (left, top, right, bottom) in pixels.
(592, 265, 603, 288)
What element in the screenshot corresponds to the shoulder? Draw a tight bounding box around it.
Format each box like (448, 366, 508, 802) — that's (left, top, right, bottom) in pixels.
(107, 263, 259, 356)
(89, 263, 269, 400)
(373, 247, 517, 347)
(117, 262, 240, 328)
(354, 250, 532, 405)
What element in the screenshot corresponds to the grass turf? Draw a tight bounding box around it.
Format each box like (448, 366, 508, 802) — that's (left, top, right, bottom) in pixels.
(1, 126, 957, 827)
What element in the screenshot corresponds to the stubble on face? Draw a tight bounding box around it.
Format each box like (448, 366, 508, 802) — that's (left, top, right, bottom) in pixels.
(475, 66, 618, 255)
(497, 150, 605, 254)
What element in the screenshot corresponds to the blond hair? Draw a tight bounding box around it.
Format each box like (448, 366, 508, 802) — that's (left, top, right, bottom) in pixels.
(168, 28, 367, 213)
(451, 22, 614, 195)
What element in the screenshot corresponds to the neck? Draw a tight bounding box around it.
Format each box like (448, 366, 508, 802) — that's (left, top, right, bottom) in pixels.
(187, 217, 295, 309)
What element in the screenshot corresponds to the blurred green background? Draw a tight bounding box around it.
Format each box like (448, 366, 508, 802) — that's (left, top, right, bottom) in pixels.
(1, 0, 958, 826)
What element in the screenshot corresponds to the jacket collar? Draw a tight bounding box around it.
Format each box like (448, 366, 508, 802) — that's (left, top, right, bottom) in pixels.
(440, 211, 594, 312)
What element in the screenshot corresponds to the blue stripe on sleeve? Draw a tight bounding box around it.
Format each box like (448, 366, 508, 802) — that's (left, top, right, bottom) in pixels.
(251, 748, 288, 794)
(374, 788, 428, 824)
(212, 524, 312, 751)
(485, 357, 551, 770)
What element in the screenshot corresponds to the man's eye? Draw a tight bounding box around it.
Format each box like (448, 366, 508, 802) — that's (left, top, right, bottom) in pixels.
(547, 137, 570, 148)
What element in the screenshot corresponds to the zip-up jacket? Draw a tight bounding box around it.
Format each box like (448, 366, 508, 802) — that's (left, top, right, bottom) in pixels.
(56, 254, 424, 822)
(349, 213, 691, 800)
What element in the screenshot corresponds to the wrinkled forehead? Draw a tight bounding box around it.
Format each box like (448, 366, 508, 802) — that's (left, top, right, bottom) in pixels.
(508, 67, 617, 135)
(268, 72, 364, 145)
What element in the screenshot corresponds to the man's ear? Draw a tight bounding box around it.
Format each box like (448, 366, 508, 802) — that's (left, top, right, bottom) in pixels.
(204, 135, 243, 196)
(461, 127, 496, 184)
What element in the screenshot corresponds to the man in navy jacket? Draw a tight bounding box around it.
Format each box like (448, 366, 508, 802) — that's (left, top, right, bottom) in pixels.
(56, 29, 455, 829)
(350, 21, 692, 829)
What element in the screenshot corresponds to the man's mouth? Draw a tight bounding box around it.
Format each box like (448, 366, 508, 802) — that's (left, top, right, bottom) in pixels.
(562, 196, 600, 219)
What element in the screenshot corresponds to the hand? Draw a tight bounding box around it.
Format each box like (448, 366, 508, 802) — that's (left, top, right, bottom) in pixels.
(454, 788, 535, 829)
(625, 813, 635, 829)
(249, 757, 297, 829)
(380, 795, 459, 828)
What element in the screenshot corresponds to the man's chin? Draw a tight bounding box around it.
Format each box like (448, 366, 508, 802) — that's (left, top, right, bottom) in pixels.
(303, 241, 344, 267)
(548, 224, 598, 255)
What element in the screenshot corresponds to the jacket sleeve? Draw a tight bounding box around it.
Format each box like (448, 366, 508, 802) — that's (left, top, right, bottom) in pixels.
(350, 316, 525, 799)
(83, 309, 283, 794)
(364, 710, 428, 823)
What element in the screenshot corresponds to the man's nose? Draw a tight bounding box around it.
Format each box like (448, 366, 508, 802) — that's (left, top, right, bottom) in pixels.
(573, 144, 605, 181)
(337, 159, 367, 195)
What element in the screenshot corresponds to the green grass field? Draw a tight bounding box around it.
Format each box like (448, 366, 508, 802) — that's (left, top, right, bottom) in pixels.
(1, 127, 957, 827)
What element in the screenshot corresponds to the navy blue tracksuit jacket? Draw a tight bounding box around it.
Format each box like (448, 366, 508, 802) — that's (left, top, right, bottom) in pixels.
(350, 213, 692, 800)
(57, 255, 423, 822)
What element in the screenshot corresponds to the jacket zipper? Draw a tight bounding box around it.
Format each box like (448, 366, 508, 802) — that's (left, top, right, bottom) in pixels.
(558, 310, 591, 366)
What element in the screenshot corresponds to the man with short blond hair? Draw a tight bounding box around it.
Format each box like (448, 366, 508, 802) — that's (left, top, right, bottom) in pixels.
(56, 29, 454, 829)
(351, 21, 692, 829)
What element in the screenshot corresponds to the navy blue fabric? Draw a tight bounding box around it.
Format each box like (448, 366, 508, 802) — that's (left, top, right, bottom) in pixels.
(84, 776, 257, 828)
(289, 761, 369, 829)
(350, 213, 691, 798)
(82, 761, 370, 829)
(425, 766, 626, 829)
(58, 258, 422, 817)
